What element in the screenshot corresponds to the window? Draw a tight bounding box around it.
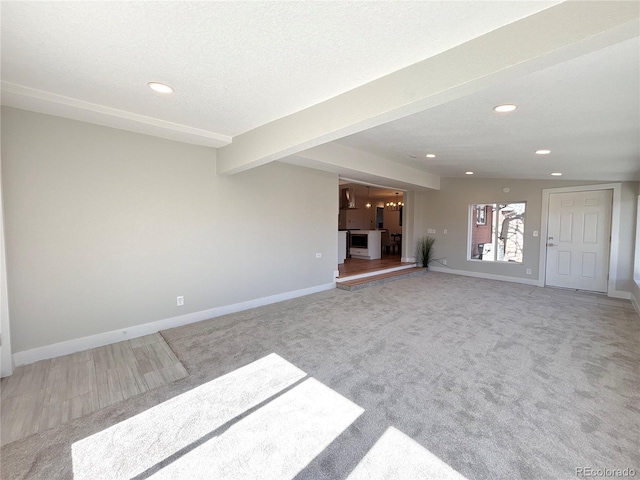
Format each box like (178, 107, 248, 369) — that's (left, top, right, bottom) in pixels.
(469, 203, 526, 263)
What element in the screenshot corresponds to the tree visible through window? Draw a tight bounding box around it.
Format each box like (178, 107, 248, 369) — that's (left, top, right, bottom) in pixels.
(469, 203, 526, 263)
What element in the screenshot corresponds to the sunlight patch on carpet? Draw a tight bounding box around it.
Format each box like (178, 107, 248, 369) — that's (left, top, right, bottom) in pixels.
(72, 353, 306, 480)
(149, 378, 363, 479)
(346, 427, 468, 480)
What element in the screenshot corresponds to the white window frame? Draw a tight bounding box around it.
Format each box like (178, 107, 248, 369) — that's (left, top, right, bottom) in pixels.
(467, 202, 526, 265)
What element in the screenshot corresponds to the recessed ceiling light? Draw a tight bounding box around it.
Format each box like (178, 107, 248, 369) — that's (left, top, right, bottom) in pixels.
(551, 172, 562, 176)
(493, 104, 517, 113)
(147, 82, 174, 94)
(465, 171, 474, 175)
(536, 149, 551, 155)
(425, 154, 436, 158)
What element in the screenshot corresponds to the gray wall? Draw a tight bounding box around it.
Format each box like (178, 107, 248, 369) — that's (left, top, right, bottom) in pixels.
(2, 107, 338, 352)
(416, 177, 639, 292)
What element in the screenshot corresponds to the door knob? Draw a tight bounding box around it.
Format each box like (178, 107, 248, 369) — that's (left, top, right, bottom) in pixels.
(546, 243, 557, 247)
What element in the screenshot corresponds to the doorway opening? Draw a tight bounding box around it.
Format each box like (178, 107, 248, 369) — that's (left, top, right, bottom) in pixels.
(337, 180, 412, 279)
(376, 207, 384, 229)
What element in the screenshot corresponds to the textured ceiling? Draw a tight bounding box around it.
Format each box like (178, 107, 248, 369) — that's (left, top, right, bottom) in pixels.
(0, 1, 559, 136)
(1, 1, 637, 182)
(336, 38, 640, 181)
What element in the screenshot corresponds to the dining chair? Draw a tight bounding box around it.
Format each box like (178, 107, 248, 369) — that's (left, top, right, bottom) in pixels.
(381, 230, 392, 254)
(390, 233, 401, 255)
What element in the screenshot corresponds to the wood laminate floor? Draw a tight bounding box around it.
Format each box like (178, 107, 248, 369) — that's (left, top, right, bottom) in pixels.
(0, 333, 188, 445)
(337, 254, 413, 278)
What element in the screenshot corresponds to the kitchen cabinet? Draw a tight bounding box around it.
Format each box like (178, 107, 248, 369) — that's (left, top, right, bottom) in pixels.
(349, 230, 381, 260)
(338, 231, 347, 264)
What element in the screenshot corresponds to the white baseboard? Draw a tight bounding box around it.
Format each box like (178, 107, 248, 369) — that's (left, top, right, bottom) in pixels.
(608, 290, 632, 300)
(631, 288, 640, 317)
(631, 295, 640, 314)
(13, 282, 336, 367)
(428, 266, 539, 286)
(429, 267, 636, 301)
(632, 300, 640, 317)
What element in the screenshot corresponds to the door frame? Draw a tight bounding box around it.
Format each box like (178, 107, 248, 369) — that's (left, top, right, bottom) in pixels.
(538, 183, 622, 297)
(337, 177, 410, 260)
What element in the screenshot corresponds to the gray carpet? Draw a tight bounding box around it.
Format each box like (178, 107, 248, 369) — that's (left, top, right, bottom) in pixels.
(2, 272, 639, 479)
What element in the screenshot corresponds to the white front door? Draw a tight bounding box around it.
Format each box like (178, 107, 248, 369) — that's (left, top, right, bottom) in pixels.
(545, 189, 612, 292)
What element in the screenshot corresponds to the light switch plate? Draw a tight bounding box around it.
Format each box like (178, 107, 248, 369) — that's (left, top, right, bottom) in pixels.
(533, 230, 539, 237)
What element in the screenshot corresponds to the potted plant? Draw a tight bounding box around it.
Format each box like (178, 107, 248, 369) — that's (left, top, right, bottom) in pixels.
(416, 236, 436, 268)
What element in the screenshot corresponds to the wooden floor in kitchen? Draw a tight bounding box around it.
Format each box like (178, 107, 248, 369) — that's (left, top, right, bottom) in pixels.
(337, 254, 414, 278)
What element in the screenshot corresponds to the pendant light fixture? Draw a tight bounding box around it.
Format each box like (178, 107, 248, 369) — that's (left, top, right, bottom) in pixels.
(365, 186, 372, 209)
(386, 192, 404, 211)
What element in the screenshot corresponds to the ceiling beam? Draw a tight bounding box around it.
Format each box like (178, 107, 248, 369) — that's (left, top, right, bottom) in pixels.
(217, 1, 639, 175)
(283, 143, 440, 191)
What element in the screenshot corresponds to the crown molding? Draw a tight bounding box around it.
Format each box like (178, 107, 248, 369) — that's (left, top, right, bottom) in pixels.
(0, 82, 232, 148)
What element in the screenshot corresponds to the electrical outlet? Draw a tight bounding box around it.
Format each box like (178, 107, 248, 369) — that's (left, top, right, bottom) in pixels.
(315, 252, 322, 258)
(526, 268, 532, 275)
(442, 259, 448, 265)
(533, 230, 539, 237)
(177, 296, 184, 306)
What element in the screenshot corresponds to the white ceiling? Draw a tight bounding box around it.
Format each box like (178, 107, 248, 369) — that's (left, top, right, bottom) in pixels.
(1, 1, 638, 182)
(1, 1, 559, 137)
(336, 37, 640, 181)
